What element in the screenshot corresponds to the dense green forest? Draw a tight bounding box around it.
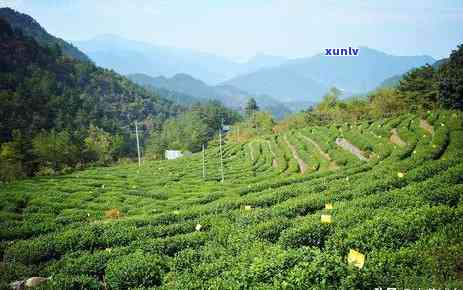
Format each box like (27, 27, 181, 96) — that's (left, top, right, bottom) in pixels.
(0, 16, 239, 181)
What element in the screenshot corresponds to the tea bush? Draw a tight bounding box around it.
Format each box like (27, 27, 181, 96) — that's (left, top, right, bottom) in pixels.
(1, 110, 462, 289)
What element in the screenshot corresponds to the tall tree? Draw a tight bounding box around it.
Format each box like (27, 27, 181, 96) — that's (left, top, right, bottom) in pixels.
(437, 44, 463, 109)
(397, 64, 437, 111)
(244, 98, 259, 119)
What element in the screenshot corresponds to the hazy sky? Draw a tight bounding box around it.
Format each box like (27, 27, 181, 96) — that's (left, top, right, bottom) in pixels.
(2, 0, 462, 61)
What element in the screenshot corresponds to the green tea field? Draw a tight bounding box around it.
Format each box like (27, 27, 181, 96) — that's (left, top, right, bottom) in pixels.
(1, 110, 463, 289)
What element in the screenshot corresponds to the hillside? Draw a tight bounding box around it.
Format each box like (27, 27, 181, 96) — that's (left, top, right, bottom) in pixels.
(377, 57, 448, 89)
(1, 110, 462, 289)
(127, 73, 200, 105)
(128, 73, 293, 119)
(224, 47, 435, 102)
(0, 7, 89, 62)
(0, 15, 183, 177)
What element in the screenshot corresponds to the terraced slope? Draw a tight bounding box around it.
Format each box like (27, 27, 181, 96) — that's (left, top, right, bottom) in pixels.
(1, 110, 462, 289)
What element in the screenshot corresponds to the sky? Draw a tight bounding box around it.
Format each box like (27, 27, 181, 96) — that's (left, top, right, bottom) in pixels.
(1, 0, 462, 61)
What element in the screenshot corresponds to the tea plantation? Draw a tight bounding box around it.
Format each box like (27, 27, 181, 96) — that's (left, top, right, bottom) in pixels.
(1, 110, 463, 289)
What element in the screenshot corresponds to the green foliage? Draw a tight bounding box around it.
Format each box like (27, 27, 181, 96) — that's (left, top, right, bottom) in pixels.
(32, 130, 77, 172)
(161, 111, 208, 152)
(369, 88, 407, 118)
(84, 125, 122, 165)
(245, 97, 259, 119)
(0, 141, 24, 182)
(437, 44, 463, 109)
(105, 251, 167, 289)
(397, 64, 438, 111)
(1, 110, 463, 289)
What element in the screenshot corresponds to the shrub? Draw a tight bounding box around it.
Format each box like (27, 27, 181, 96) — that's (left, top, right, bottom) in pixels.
(279, 218, 333, 249)
(105, 250, 167, 289)
(4, 236, 56, 264)
(253, 217, 292, 243)
(138, 232, 208, 256)
(283, 248, 358, 289)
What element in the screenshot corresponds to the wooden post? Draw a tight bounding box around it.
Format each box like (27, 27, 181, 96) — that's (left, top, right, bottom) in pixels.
(219, 128, 224, 183)
(135, 121, 141, 169)
(202, 144, 206, 179)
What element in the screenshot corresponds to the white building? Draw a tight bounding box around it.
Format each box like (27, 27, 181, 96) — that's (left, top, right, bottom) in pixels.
(165, 150, 183, 160)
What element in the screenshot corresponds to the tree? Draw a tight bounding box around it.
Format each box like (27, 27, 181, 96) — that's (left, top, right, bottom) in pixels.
(397, 64, 437, 111)
(84, 125, 121, 165)
(437, 44, 463, 109)
(314, 87, 342, 121)
(368, 88, 406, 118)
(161, 111, 208, 152)
(32, 130, 77, 172)
(253, 111, 275, 134)
(0, 132, 24, 181)
(244, 98, 259, 119)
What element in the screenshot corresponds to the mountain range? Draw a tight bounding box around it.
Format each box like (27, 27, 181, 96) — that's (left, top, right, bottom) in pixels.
(76, 35, 288, 85)
(0, 6, 437, 117)
(128, 73, 293, 119)
(223, 47, 435, 102)
(76, 35, 436, 107)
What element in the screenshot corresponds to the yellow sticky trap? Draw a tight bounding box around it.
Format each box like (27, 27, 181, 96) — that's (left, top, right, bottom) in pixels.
(173, 210, 180, 215)
(321, 214, 332, 224)
(325, 203, 333, 210)
(244, 205, 252, 210)
(397, 172, 405, 178)
(195, 224, 202, 231)
(347, 249, 365, 269)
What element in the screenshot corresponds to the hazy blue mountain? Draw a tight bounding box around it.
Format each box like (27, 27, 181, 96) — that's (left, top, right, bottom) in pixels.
(240, 53, 288, 73)
(222, 67, 329, 103)
(283, 47, 435, 92)
(128, 73, 292, 119)
(0, 7, 89, 61)
(377, 57, 447, 90)
(224, 47, 435, 102)
(77, 35, 236, 84)
(127, 73, 200, 105)
(75, 35, 287, 85)
(377, 74, 403, 89)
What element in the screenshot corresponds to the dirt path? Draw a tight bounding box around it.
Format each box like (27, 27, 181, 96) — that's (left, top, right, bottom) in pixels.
(283, 136, 307, 174)
(420, 119, 434, 135)
(335, 138, 369, 161)
(267, 141, 278, 168)
(299, 134, 338, 170)
(389, 128, 407, 147)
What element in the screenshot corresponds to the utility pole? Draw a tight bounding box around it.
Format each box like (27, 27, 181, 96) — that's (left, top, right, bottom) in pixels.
(202, 144, 206, 179)
(219, 124, 224, 183)
(135, 121, 141, 169)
